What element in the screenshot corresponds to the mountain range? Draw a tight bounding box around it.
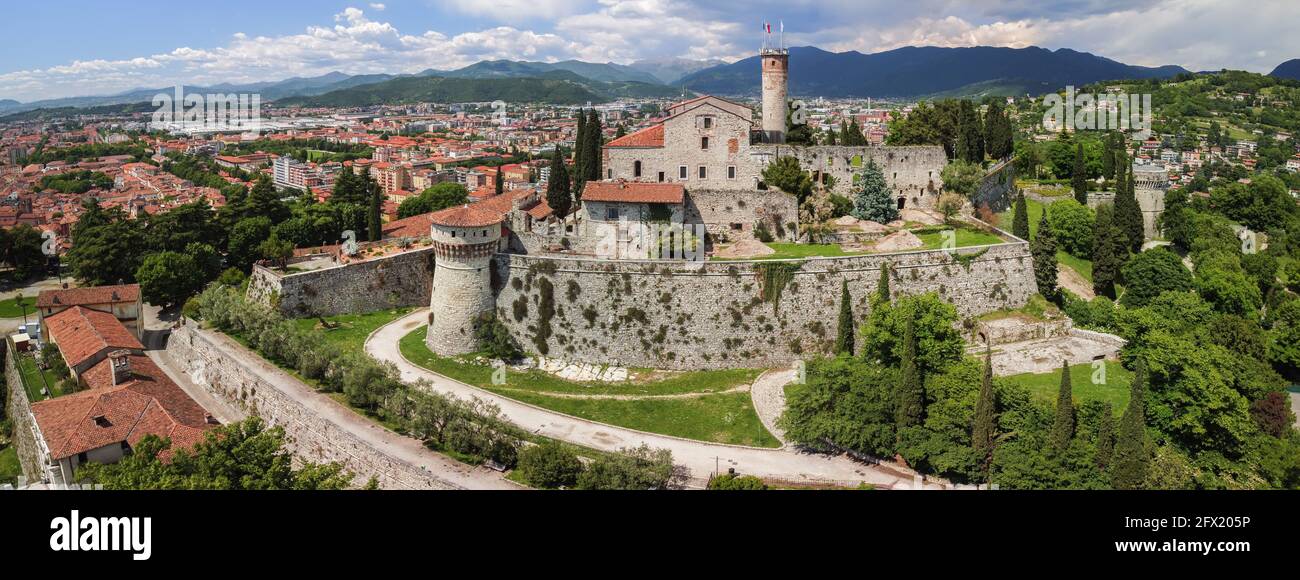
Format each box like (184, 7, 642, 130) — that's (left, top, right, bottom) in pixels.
(5, 46, 1296, 117)
(678, 46, 1190, 98)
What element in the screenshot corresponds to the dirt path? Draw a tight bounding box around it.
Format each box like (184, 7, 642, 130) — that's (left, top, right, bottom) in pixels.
(750, 366, 795, 447)
(1057, 264, 1095, 300)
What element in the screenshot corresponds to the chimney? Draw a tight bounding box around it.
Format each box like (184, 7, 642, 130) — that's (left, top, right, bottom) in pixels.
(109, 350, 132, 385)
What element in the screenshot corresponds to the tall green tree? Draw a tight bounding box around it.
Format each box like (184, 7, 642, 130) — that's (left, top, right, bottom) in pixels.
(244, 175, 290, 224)
(1091, 203, 1126, 299)
(573, 110, 587, 186)
(835, 280, 855, 355)
(546, 150, 573, 221)
(1051, 360, 1075, 453)
(582, 109, 603, 197)
(1113, 153, 1144, 252)
(1101, 132, 1117, 182)
(972, 346, 996, 479)
(895, 315, 925, 434)
(852, 159, 898, 223)
(876, 262, 892, 304)
(367, 175, 383, 242)
(955, 100, 984, 164)
(984, 101, 1014, 161)
(1095, 402, 1115, 470)
(1111, 359, 1150, 490)
(1072, 142, 1088, 205)
(1011, 191, 1030, 240)
(1031, 213, 1059, 301)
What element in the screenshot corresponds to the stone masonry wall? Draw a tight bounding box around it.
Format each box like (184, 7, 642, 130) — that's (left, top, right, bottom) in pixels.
(749, 145, 948, 205)
(3, 342, 44, 483)
(247, 246, 436, 318)
(685, 188, 799, 242)
(165, 324, 460, 489)
(490, 238, 1036, 370)
(973, 158, 1018, 214)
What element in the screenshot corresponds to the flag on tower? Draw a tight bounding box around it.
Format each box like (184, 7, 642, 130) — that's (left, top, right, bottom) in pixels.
(764, 22, 771, 34)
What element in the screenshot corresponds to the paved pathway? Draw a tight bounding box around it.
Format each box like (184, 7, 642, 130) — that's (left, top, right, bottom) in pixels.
(145, 316, 520, 490)
(367, 309, 934, 489)
(749, 366, 793, 446)
(1292, 389, 1300, 430)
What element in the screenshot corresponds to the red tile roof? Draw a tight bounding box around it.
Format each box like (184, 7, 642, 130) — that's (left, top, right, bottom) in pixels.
(604, 124, 664, 148)
(31, 357, 212, 461)
(428, 204, 505, 228)
(382, 212, 435, 239)
(44, 307, 143, 369)
(581, 181, 685, 205)
(37, 284, 139, 309)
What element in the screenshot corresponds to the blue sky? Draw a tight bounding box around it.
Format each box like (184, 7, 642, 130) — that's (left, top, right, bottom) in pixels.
(1, 0, 1297, 102)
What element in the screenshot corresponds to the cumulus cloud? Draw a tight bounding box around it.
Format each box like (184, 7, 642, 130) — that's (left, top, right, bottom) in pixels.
(0, 1, 1296, 102)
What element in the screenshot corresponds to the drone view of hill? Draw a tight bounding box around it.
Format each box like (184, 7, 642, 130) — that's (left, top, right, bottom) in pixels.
(680, 45, 1189, 98)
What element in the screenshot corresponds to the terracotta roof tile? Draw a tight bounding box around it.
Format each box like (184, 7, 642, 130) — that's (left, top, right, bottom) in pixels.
(45, 307, 143, 369)
(37, 284, 139, 309)
(604, 124, 664, 148)
(581, 181, 685, 205)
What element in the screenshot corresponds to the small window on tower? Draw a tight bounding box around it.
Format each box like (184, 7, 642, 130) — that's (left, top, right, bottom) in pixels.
(703, 117, 713, 129)
(701, 137, 710, 150)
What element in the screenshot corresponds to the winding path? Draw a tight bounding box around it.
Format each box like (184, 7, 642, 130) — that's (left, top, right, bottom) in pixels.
(367, 309, 934, 489)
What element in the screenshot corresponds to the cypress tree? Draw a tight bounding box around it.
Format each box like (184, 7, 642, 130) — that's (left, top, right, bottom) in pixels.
(1072, 142, 1088, 205)
(1031, 213, 1058, 301)
(494, 168, 504, 196)
(834, 280, 855, 355)
(895, 315, 925, 434)
(1050, 360, 1075, 453)
(875, 262, 891, 304)
(1113, 151, 1144, 253)
(1101, 132, 1116, 182)
(1111, 359, 1149, 490)
(585, 109, 603, 185)
(1091, 203, 1125, 299)
(1011, 191, 1030, 240)
(546, 150, 572, 221)
(1095, 402, 1115, 470)
(573, 109, 586, 179)
(366, 176, 382, 242)
(972, 346, 996, 479)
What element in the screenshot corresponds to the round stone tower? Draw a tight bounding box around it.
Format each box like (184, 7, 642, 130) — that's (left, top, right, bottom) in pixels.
(760, 48, 789, 144)
(427, 204, 503, 356)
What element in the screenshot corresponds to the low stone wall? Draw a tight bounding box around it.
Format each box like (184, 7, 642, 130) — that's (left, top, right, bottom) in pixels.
(491, 237, 1037, 370)
(3, 342, 45, 483)
(247, 245, 436, 318)
(685, 188, 799, 242)
(974, 159, 1017, 214)
(165, 324, 460, 490)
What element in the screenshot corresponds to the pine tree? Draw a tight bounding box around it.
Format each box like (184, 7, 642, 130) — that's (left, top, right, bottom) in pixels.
(834, 280, 855, 355)
(852, 160, 897, 223)
(972, 346, 996, 480)
(1011, 191, 1030, 240)
(546, 150, 572, 221)
(1072, 142, 1088, 205)
(895, 315, 924, 434)
(1095, 402, 1115, 470)
(1050, 360, 1074, 453)
(847, 119, 864, 146)
(1111, 359, 1149, 490)
(1031, 213, 1058, 301)
(1091, 203, 1125, 299)
(875, 262, 892, 304)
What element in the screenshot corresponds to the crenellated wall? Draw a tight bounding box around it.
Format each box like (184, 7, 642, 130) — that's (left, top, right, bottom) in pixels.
(489, 237, 1036, 370)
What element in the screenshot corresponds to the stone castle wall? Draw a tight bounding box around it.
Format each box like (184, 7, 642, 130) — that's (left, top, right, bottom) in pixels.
(3, 342, 45, 484)
(685, 188, 799, 242)
(749, 145, 948, 205)
(247, 246, 436, 318)
(489, 237, 1036, 370)
(165, 324, 460, 489)
(974, 158, 1018, 214)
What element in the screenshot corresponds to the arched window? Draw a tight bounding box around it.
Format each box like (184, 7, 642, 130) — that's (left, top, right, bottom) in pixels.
(633, 160, 642, 178)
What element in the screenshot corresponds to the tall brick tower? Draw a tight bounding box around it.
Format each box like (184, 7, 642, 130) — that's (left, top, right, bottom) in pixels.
(761, 46, 789, 144)
(426, 204, 502, 356)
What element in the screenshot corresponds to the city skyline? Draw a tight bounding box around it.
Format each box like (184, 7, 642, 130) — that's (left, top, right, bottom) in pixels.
(2, 0, 1299, 102)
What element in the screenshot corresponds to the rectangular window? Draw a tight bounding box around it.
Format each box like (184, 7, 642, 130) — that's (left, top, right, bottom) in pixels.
(727, 166, 736, 179)
(703, 117, 713, 129)
(701, 137, 709, 150)
(606, 207, 619, 220)
(698, 166, 707, 179)
(657, 171, 665, 182)
(679, 166, 687, 179)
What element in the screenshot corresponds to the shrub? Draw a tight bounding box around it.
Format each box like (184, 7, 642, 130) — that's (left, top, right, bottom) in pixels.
(707, 473, 768, 490)
(517, 441, 584, 488)
(575, 444, 677, 490)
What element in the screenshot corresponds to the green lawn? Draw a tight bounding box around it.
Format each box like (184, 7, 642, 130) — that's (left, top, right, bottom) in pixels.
(16, 353, 65, 401)
(753, 243, 868, 261)
(1056, 250, 1095, 283)
(0, 297, 35, 319)
(399, 327, 780, 448)
(0, 445, 20, 486)
(914, 227, 1006, 250)
(289, 307, 412, 356)
(997, 197, 1096, 284)
(1004, 361, 1133, 413)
